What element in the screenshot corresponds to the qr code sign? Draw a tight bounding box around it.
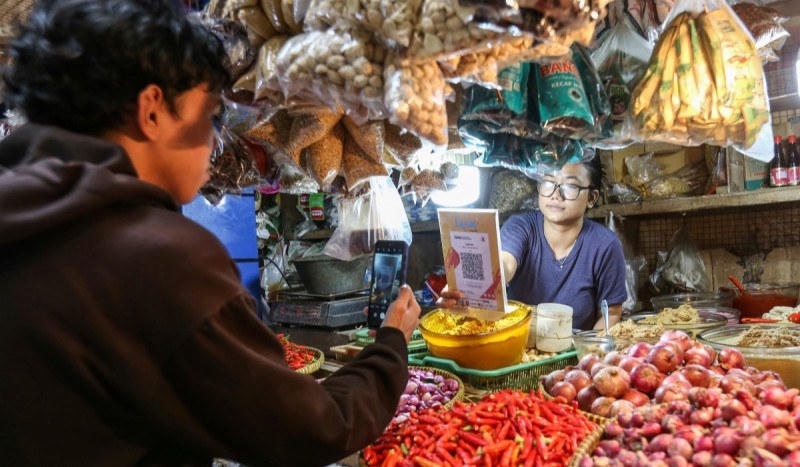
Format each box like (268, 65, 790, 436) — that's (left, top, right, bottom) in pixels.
(461, 253, 484, 281)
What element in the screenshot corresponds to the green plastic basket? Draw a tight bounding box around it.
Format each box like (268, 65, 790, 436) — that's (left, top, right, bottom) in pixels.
(408, 350, 578, 392)
(354, 328, 428, 354)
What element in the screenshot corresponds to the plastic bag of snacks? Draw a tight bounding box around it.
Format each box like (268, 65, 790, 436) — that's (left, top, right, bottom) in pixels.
(384, 54, 448, 145)
(438, 35, 533, 88)
(254, 35, 290, 102)
(324, 176, 411, 260)
(629, 0, 772, 160)
(194, 13, 256, 83)
(349, 0, 423, 48)
(458, 62, 530, 138)
(341, 117, 384, 163)
(237, 5, 277, 44)
(383, 123, 427, 168)
(530, 54, 595, 140)
(304, 122, 345, 190)
(731, 2, 789, 64)
(340, 131, 388, 192)
(285, 107, 343, 164)
(200, 127, 261, 205)
(275, 27, 387, 123)
(302, 0, 348, 30)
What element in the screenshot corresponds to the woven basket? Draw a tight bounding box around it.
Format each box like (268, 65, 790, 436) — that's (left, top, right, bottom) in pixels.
(568, 419, 607, 467)
(294, 347, 324, 375)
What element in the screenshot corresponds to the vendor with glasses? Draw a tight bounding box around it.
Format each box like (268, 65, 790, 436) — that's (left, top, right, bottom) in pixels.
(438, 154, 627, 331)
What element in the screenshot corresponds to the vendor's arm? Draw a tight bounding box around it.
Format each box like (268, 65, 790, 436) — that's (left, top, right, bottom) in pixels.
(593, 303, 622, 330)
(435, 251, 517, 309)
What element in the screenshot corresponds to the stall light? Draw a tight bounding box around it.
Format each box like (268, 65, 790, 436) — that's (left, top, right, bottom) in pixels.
(430, 165, 480, 207)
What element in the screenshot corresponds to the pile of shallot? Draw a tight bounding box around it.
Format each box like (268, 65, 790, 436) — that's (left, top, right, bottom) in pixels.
(577, 384, 800, 466)
(541, 330, 789, 419)
(393, 368, 460, 423)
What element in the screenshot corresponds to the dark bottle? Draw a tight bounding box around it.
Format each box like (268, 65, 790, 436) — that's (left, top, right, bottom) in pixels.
(787, 135, 800, 186)
(770, 135, 788, 187)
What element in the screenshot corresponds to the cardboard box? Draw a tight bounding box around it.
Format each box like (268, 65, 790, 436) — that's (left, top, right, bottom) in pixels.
(611, 144, 704, 183)
(744, 156, 769, 191)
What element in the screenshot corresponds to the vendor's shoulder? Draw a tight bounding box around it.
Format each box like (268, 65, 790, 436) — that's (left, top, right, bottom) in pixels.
(584, 218, 621, 243)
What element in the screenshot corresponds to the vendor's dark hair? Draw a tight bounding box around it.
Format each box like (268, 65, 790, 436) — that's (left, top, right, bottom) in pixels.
(583, 150, 606, 192)
(2, 0, 230, 135)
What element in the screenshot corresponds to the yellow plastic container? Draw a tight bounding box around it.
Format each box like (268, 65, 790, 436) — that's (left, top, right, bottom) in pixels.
(418, 302, 533, 371)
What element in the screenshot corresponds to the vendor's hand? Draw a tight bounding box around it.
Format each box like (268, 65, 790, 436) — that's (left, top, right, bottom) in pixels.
(435, 289, 463, 309)
(381, 285, 421, 343)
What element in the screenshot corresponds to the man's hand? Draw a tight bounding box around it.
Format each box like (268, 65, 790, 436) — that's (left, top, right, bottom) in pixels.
(380, 285, 422, 343)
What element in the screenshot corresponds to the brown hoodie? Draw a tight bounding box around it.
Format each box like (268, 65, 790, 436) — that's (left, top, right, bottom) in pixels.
(0, 124, 408, 466)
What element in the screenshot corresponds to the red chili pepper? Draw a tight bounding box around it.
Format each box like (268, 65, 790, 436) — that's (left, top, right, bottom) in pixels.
(414, 456, 443, 467)
(436, 446, 459, 466)
(483, 439, 513, 456)
(460, 431, 488, 447)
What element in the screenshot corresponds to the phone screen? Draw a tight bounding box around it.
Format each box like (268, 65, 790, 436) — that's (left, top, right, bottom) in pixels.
(367, 241, 408, 329)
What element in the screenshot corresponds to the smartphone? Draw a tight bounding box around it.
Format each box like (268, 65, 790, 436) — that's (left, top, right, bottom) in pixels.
(367, 240, 409, 329)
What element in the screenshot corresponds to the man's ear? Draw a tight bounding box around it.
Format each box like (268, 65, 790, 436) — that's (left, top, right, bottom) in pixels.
(136, 84, 165, 141)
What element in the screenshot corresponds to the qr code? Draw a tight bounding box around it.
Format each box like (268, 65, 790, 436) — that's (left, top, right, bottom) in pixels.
(461, 253, 484, 281)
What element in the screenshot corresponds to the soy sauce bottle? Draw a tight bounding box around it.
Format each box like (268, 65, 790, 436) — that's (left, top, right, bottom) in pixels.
(770, 135, 788, 187)
(787, 135, 800, 186)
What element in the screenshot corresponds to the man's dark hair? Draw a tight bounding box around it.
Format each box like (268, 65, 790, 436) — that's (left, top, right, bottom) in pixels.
(2, 0, 230, 135)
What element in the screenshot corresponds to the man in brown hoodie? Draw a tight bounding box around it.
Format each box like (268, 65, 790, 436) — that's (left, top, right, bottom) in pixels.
(0, 1, 420, 465)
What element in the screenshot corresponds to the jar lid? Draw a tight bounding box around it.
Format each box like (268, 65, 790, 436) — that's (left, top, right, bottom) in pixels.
(537, 303, 573, 318)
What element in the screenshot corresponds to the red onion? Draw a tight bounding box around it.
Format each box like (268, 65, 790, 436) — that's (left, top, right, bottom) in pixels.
(680, 364, 711, 388)
(784, 451, 800, 465)
(660, 330, 693, 352)
(631, 362, 661, 394)
(590, 362, 610, 378)
(709, 365, 726, 376)
(550, 381, 577, 403)
(647, 434, 675, 453)
(689, 407, 714, 427)
(691, 451, 712, 466)
(622, 388, 650, 407)
(668, 437, 693, 460)
(694, 434, 713, 452)
(713, 427, 742, 455)
(762, 387, 798, 410)
(753, 370, 784, 386)
(661, 413, 685, 433)
(627, 341, 653, 358)
(577, 385, 601, 413)
(603, 350, 625, 366)
(688, 387, 721, 409)
(591, 396, 616, 417)
(618, 356, 641, 374)
(646, 343, 681, 374)
(578, 353, 601, 373)
(719, 399, 747, 421)
(683, 347, 712, 368)
(735, 388, 758, 410)
(796, 411, 800, 432)
(726, 367, 754, 381)
(754, 447, 786, 467)
(609, 399, 636, 419)
(710, 453, 736, 467)
(720, 374, 755, 395)
(740, 435, 765, 458)
(763, 428, 791, 457)
(703, 345, 717, 364)
(718, 347, 745, 371)
(597, 439, 622, 457)
(759, 404, 793, 429)
(757, 379, 785, 395)
(666, 456, 689, 467)
(675, 426, 704, 446)
(564, 369, 593, 393)
(543, 369, 566, 394)
(730, 415, 765, 437)
(605, 421, 624, 438)
(593, 366, 631, 398)
(640, 421, 663, 438)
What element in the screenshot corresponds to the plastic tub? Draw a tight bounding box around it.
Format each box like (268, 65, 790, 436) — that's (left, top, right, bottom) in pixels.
(697, 324, 800, 389)
(418, 302, 533, 371)
(650, 292, 735, 312)
(721, 283, 800, 320)
(535, 303, 573, 353)
(629, 310, 727, 338)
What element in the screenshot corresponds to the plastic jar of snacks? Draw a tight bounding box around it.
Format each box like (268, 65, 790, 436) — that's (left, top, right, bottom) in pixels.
(536, 303, 573, 352)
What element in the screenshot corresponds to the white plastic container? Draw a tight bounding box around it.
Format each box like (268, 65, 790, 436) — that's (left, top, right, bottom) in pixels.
(526, 308, 538, 349)
(536, 303, 573, 352)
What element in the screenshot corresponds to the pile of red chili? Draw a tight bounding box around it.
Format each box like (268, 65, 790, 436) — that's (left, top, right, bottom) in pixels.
(277, 334, 316, 370)
(362, 389, 598, 467)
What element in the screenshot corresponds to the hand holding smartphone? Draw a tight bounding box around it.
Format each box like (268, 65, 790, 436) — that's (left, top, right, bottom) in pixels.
(367, 240, 409, 329)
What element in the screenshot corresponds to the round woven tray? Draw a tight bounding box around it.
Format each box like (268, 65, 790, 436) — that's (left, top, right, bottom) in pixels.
(294, 347, 324, 375)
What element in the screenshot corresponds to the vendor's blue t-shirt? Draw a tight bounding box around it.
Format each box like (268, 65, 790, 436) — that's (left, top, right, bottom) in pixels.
(500, 210, 627, 331)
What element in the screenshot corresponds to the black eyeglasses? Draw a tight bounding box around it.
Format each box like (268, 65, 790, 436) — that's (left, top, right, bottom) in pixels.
(538, 180, 592, 200)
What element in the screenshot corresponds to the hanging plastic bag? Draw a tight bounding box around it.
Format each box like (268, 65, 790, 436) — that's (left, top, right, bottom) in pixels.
(200, 126, 261, 205)
(649, 226, 710, 293)
(324, 176, 412, 260)
(608, 212, 647, 314)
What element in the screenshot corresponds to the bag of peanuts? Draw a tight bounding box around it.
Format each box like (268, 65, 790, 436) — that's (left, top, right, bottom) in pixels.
(303, 0, 348, 30)
(384, 54, 448, 146)
(275, 26, 387, 124)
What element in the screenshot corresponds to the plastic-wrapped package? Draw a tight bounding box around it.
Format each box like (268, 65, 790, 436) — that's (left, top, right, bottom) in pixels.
(304, 122, 345, 190)
(275, 27, 387, 123)
(459, 62, 530, 136)
(303, 0, 348, 30)
(650, 226, 710, 293)
(607, 182, 643, 203)
(232, 62, 258, 95)
(237, 6, 278, 41)
(340, 117, 384, 163)
(347, 0, 423, 48)
(407, 0, 502, 60)
(201, 127, 261, 205)
(530, 54, 594, 139)
(608, 212, 647, 314)
(260, 0, 289, 32)
(194, 13, 256, 83)
(624, 151, 663, 188)
(438, 35, 534, 88)
(254, 35, 289, 102)
(572, 43, 612, 141)
(341, 131, 388, 192)
(280, 0, 304, 33)
(590, 15, 652, 148)
(731, 2, 789, 64)
(629, 0, 772, 160)
(285, 107, 343, 163)
(243, 109, 293, 164)
(488, 169, 537, 213)
(383, 123, 426, 168)
(383, 54, 448, 145)
(324, 176, 412, 261)
(278, 164, 320, 194)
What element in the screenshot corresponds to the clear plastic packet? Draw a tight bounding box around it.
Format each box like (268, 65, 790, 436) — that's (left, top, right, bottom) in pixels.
(487, 169, 538, 213)
(607, 182, 643, 203)
(341, 117, 384, 163)
(200, 127, 261, 205)
(323, 176, 412, 261)
(275, 27, 387, 124)
(341, 131, 388, 192)
(383, 54, 448, 146)
(572, 43, 612, 142)
(278, 164, 320, 194)
(642, 174, 690, 198)
(285, 107, 343, 162)
(628, 0, 773, 161)
(304, 122, 345, 190)
(459, 62, 529, 136)
(400, 168, 448, 206)
(243, 109, 295, 165)
(237, 6, 278, 41)
(590, 15, 652, 149)
(303, 0, 348, 31)
(254, 35, 289, 102)
(608, 212, 647, 314)
(383, 123, 427, 168)
(260, 0, 289, 32)
(280, 0, 304, 33)
(731, 2, 789, 62)
(348, 0, 423, 48)
(193, 13, 257, 83)
(232, 62, 258, 95)
(649, 226, 710, 293)
(624, 151, 663, 188)
(437, 35, 534, 89)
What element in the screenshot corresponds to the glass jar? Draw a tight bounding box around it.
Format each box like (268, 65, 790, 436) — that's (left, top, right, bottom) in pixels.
(536, 303, 573, 352)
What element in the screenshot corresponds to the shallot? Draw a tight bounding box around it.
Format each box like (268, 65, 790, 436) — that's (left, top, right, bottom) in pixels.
(577, 385, 601, 413)
(683, 347, 712, 368)
(609, 399, 636, 419)
(603, 351, 625, 366)
(630, 362, 660, 394)
(627, 342, 652, 358)
(578, 353, 600, 373)
(618, 356, 641, 374)
(622, 388, 650, 407)
(550, 381, 577, 403)
(647, 343, 681, 374)
(660, 330, 693, 352)
(543, 368, 566, 393)
(667, 437, 693, 460)
(762, 387, 798, 410)
(591, 396, 616, 418)
(688, 387, 721, 408)
(594, 366, 631, 398)
(718, 347, 744, 371)
(564, 369, 592, 393)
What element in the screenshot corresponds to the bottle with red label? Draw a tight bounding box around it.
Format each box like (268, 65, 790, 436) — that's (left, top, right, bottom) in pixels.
(770, 135, 788, 187)
(787, 135, 800, 186)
